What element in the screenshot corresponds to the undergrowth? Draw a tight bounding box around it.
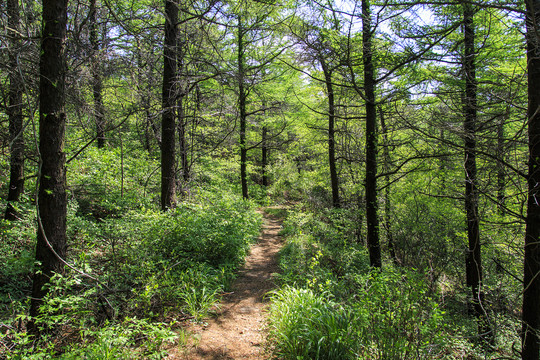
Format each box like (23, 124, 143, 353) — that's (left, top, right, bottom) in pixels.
(267, 205, 521, 359)
(0, 185, 261, 358)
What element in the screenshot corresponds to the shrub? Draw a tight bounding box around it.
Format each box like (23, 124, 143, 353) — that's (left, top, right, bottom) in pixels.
(148, 193, 261, 268)
(0, 188, 261, 359)
(351, 269, 445, 359)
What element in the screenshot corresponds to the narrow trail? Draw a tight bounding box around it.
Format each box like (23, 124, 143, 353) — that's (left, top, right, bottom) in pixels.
(180, 210, 283, 360)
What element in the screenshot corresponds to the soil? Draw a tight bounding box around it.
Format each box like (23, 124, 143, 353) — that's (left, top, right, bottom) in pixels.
(176, 209, 283, 360)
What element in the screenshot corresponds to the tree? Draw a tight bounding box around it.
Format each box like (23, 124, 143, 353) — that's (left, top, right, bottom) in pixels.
(316, 32, 341, 209)
(4, 0, 25, 221)
(462, 2, 490, 341)
(226, 0, 290, 199)
(161, 0, 178, 210)
(29, 0, 69, 330)
(177, 30, 189, 183)
(522, 0, 540, 357)
(261, 124, 269, 186)
(362, 0, 381, 268)
(238, 14, 249, 199)
(290, 5, 345, 208)
(89, 0, 106, 148)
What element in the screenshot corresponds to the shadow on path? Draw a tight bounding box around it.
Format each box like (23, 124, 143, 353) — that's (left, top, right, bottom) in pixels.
(181, 210, 283, 360)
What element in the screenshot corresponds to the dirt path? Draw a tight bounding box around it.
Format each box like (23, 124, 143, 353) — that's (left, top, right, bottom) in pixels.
(180, 210, 283, 359)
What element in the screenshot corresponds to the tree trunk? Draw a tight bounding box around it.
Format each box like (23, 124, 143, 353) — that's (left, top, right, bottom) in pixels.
(321, 59, 340, 208)
(238, 16, 249, 199)
(4, 0, 24, 221)
(29, 0, 68, 331)
(522, 1, 540, 358)
(90, 0, 105, 148)
(497, 112, 506, 215)
(363, 0, 381, 268)
(161, 0, 177, 210)
(380, 107, 396, 264)
(177, 34, 189, 184)
(178, 96, 189, 183)
(135, 42, 153, 154)
(262, 126, 268, 187)
(463, 3, 490, 341)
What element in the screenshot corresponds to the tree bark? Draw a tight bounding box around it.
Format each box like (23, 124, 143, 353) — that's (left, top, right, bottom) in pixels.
(5, 0, 25, 221)
(29, 0, 68, 330)
(177, 33, 189, 183)
(90, 0, 105, 148)
(463, 3, 490, 341)
(363, 0, 381, 268)
(497, 112, 506, 215)
(523, 0, 540, 358)
(262, 126, 268, 187)
(321, 59, 340, 208)
(178, 96, 189, 183)
(161, 0, 178, 210)
(238, 16, 249, 199)
(380, 107, 396, 264)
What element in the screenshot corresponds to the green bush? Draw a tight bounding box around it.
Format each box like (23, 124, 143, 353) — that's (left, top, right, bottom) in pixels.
(148, 193, 261, 268)
(351, 269, 445, 359)
(0, 206, 37, 303)
(59, 318, 179, 360)
(68, 147, 159, 219)
(1, 274, 179, 360)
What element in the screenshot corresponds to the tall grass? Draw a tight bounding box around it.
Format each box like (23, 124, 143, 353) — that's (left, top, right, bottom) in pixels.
(268, 286, 357, 360)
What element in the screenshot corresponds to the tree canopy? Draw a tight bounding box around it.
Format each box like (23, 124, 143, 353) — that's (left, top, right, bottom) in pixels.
(0, 0, 538, 358)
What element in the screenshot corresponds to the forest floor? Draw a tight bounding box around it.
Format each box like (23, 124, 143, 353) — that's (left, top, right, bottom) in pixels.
(174, 209, 283, 360)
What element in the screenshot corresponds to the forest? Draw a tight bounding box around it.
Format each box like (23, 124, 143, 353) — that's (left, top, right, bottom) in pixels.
(1, 0, 539, 358)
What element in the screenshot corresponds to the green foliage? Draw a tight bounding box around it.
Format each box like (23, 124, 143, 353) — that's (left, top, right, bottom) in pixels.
(268, 270, 445, 360)
(180, 286, 220, 322)
(0, 205, 37, 303)
(148, 193, 261, 268)
(67, 147, 159, 219)
(0, 185, 261, 358)
(263, 206, 289, 218)
(59, 318, 179, 360)
(0, 2, 530, 359)
(276, 208, 369, 292)
(392, 182, 464, 283)
(351, 269, 445, 359)
(1, 273, 179, 360)
(268, 286, 357, 360)
(270, 206, 494, 359)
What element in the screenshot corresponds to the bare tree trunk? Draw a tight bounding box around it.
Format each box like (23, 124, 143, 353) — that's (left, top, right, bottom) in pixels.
(462, 3, 490, 341)
(363, 0, 381, 268)
(380, 107, 396, 264)
(262, 126, 268, 187)
(161, 0, 177, 210)
(177, 33, 189, 184)
(522, 1, 540, 358)
(90, 0, 105, 148)
(497, 112, 506, 215)
(5, 0, 24, 221)
(178, 96, 189, 182)
(321, 59, 340, 208)
(29, 0, 68, 332)
(238, 16, 249, 199)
